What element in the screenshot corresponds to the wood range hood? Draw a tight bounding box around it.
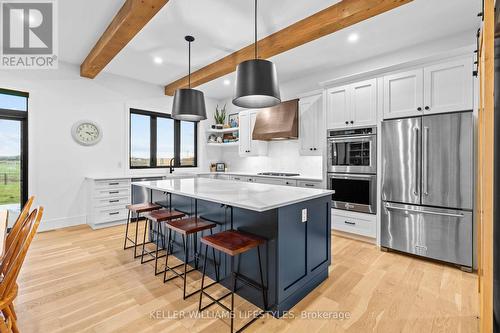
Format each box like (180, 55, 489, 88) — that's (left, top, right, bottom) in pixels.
(252, 99, 298, 141)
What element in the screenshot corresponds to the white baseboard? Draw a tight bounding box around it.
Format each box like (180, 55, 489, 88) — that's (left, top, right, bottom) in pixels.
(88, 219, 127, 230)
(38, 214, 87, 232)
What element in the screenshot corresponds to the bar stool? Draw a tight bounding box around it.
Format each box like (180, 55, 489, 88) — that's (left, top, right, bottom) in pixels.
(163, 216, 219, 299)
(124, 203, 162, 258)
(141, 209, 185, 268)
(199, 230, 268, 333)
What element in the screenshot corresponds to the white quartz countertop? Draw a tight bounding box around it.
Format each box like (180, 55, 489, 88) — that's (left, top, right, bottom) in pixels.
(132, 178, 333, 212)
(86, 172, 323, 182)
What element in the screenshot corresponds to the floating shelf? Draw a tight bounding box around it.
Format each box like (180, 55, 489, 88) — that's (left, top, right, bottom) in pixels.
(206, 127, 239, 134)
(207, 142, 239, 147)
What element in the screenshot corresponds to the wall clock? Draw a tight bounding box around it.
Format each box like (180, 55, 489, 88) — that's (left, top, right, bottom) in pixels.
(71, 120, 102, 146)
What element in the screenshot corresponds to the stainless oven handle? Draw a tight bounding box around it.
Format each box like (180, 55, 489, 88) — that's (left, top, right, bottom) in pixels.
(328, 173, 375, 180)
(328, 135, 374, 143)
(385, 204, 464, 218)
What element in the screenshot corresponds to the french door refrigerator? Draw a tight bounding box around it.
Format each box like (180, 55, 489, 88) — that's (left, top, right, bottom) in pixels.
(381, 111, 473, 270)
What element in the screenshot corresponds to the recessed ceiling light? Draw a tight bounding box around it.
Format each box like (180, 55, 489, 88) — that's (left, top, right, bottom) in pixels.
(223, 79, 231, 86)
(347, 33, 359, 43)
(153, 56, 163, 64)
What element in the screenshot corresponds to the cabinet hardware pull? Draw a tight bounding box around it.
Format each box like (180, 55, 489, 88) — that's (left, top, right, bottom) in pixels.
(344, 221, 356, 225)
(305, 184, 314, 187)
(425, 106, 430, 110)
(109, 191, 119, 194)
(109, 199, 119, 203)
(345, 121, 349, 125)
(109, 212, 119, 215)
(350, 120, 354, 124)
(109, 182, 119, 185)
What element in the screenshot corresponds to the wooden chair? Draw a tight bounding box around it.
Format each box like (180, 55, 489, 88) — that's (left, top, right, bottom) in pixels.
(5, 196, 34, 252)
(0, 206, 43, 332)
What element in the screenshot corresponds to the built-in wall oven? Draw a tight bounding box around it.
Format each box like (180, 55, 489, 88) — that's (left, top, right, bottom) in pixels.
(327, 173, 377, 214)
(327, 127, 377, 174)
(327, 126, 377, 214)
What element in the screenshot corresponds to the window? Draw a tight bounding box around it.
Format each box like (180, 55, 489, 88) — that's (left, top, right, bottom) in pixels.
(129, 109, 197, 168)
(0, 88, 29, 216)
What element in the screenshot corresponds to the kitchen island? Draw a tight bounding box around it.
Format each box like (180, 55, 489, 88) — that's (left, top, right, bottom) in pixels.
(132, 177, 333, 316)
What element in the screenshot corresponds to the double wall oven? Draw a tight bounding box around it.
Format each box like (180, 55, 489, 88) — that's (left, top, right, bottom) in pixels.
(327, 127, 377, 214)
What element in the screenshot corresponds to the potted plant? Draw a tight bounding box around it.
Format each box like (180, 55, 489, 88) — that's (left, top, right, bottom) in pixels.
(214, 104, 226, 129)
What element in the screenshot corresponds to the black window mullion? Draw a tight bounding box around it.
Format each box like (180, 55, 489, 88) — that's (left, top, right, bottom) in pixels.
(150, 116, 157, 167)
(174, 120, 181, 167)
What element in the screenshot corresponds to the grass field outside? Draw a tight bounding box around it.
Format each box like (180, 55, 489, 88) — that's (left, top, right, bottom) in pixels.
(0, 159, 20, 205)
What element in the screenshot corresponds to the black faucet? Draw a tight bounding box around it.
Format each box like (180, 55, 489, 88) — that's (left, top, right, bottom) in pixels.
(169, 158, 175, 174)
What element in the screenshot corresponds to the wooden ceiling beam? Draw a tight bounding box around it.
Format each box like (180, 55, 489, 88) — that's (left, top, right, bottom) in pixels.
(80, 0, 169, 79)
(164, 0, 413, 96)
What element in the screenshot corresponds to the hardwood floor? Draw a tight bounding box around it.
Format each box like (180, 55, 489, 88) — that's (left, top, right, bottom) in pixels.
(16, 223, 479, 333)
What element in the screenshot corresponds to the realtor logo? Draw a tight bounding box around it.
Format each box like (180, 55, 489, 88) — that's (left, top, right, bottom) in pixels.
(1, 0, 58, 68)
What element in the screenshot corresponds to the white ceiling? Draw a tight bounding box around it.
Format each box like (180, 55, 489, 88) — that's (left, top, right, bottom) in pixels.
(59, 0, 480, 100)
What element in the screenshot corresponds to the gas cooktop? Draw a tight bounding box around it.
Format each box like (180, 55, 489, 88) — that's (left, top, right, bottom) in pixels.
(257, 172, 300, 177)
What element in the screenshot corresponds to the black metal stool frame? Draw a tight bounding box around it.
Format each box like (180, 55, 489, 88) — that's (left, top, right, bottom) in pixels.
(198, 241, 268, 333)
(124, 209, 155, 259)
(163, 223, 220, 300)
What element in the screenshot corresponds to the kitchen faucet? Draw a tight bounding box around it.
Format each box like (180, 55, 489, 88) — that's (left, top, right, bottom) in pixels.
(169, 158, 175, 174)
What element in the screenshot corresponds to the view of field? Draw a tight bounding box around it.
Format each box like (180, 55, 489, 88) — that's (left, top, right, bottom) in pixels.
(0, 158, 20, 205)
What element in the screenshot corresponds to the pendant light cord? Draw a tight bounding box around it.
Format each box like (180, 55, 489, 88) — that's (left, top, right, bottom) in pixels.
(188, 39, 191, 88)
(254, 0, 257, 59)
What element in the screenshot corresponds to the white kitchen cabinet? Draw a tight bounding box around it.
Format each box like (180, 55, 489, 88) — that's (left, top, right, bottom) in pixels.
(326, 84, 350, 129)
(383, 57, 473, 119)
(327, 79, 377, 129)
(87, 178, 131, 229)
(423, 57, 473, 115)
(299, 94, 323, 155)
(351, 79, 377, 126)
(383, 69, 424, 119)
(239, 110, 268, 157)
(331, 208, 376, 238)
(254, 177, 297, 186)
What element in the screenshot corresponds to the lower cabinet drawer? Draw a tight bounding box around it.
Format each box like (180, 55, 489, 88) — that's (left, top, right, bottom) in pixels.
(94, 179, 130, 189)
(93, 196, 130, 208)
(297, 181, 322, 188)
(332, 209, 376, 238)
(93, 187, 130, 199)
(92, 208, 128, 224)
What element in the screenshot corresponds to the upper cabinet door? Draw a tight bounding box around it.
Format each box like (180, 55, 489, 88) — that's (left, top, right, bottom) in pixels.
(243, 110, 268, 157)
(423, 58, 473, 115)
(383, 69, 424, 119)
(299, 94, 323, 156)
(238, 111, 250, 156)
(327, 85, 350, 129)
(351, 79, 377, 127)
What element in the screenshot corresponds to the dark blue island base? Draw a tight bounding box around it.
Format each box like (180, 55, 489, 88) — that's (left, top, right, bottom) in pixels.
(150, 190, 331, 317)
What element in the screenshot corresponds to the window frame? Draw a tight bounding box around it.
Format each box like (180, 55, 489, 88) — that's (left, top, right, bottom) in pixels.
(129, 108, 198, 169)
(0, 88, 29, 207)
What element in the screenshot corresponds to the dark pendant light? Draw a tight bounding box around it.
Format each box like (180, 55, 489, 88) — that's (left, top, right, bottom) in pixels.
(172, 35, 207, 121)
(233, 0, 280, 108)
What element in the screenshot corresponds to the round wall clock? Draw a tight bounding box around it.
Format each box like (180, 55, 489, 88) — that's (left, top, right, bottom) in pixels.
(71, 120, 102, 146)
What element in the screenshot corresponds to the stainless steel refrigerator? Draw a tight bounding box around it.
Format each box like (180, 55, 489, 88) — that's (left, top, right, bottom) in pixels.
(381, 111, 474, 270)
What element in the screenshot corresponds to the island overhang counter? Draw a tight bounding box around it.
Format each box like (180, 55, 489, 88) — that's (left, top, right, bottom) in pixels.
(132, 178, 333, 316)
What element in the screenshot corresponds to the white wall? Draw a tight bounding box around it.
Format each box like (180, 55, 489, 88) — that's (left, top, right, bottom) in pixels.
(0, 62, 220, 231)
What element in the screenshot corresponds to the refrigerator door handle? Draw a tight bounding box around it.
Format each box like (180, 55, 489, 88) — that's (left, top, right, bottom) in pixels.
(384, 203, 465, 218)
(423, 126, 429, 195)
(413, 127, 419, 196)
